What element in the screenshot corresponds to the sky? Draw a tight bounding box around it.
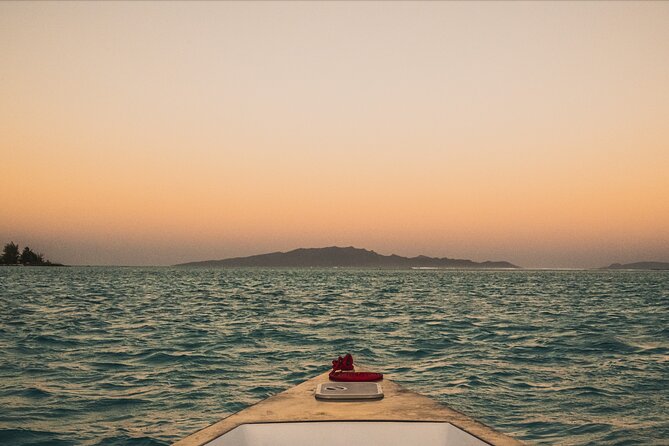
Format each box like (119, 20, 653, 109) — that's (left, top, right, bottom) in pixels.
(1, 1, 668, 268)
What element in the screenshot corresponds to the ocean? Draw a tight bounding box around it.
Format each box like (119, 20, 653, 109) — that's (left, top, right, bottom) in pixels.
(0, 267, 667, 445)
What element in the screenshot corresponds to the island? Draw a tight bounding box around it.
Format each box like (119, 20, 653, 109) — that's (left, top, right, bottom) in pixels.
(0, 242, 64, 266)
(176, 246, 519, 269)
(604, 261, 669, 271)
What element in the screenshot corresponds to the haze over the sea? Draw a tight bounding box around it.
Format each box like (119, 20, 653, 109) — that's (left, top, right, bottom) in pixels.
(1, 2, 668, 268)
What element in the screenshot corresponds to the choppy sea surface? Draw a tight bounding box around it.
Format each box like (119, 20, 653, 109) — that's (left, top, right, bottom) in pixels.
(0, 267, 667, 446)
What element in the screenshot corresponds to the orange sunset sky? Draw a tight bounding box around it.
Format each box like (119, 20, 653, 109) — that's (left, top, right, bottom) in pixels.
(1, 1, 668, 268)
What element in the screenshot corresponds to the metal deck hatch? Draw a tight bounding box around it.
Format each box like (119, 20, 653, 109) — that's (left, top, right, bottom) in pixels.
(315, 382, 384, 400)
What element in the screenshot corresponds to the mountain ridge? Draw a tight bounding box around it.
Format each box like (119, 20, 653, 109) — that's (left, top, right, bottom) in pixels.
(604, 261, 669, 270)
(175, 246, 519, 269)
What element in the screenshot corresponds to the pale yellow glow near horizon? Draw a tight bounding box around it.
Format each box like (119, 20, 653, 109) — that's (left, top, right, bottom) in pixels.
(1, 1, 668, 267)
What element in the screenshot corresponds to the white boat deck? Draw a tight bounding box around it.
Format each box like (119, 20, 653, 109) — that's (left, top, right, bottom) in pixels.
(173, 370, 523, 446)
(205, 421, 492, 446)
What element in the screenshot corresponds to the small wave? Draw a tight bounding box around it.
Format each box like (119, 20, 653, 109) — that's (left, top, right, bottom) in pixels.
(585, 337, 641, 354)
(88, 397, 151, 410)
(32, 334, 81, 347)
(0, 428, 73, 446)
(93, 435, 167, 446)
(139, 352, 192, 365)
(20, 387, 52, 398)
(0, 386, 53, 399)
(557, 385, 617, 398)
(565, 422, 613, 436)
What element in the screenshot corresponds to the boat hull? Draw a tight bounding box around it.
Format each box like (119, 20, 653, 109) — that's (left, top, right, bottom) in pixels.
(173, 370, 523, 446)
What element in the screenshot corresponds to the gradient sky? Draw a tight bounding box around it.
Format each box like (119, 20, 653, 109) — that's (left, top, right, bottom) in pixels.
(1, 1, 668, 267)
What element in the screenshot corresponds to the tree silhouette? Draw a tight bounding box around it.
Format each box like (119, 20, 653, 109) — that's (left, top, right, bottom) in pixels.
(0, 242, 61, 266)
(0, 242, 20, 264)
(20, 246, 44, 265)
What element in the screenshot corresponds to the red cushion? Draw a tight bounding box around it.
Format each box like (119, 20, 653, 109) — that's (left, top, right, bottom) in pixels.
(329, 371, 384, 382)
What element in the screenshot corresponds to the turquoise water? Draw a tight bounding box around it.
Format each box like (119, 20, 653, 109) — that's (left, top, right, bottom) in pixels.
(0, 267, 667, 445)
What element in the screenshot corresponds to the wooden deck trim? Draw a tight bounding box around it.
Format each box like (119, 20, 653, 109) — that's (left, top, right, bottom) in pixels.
(172, 370, 523, 446)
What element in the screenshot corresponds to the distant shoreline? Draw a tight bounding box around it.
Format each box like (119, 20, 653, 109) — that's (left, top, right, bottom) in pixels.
(602, 261, 669, 271)
(175, 246, 520, 269)
(2, 264, 667, 271)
